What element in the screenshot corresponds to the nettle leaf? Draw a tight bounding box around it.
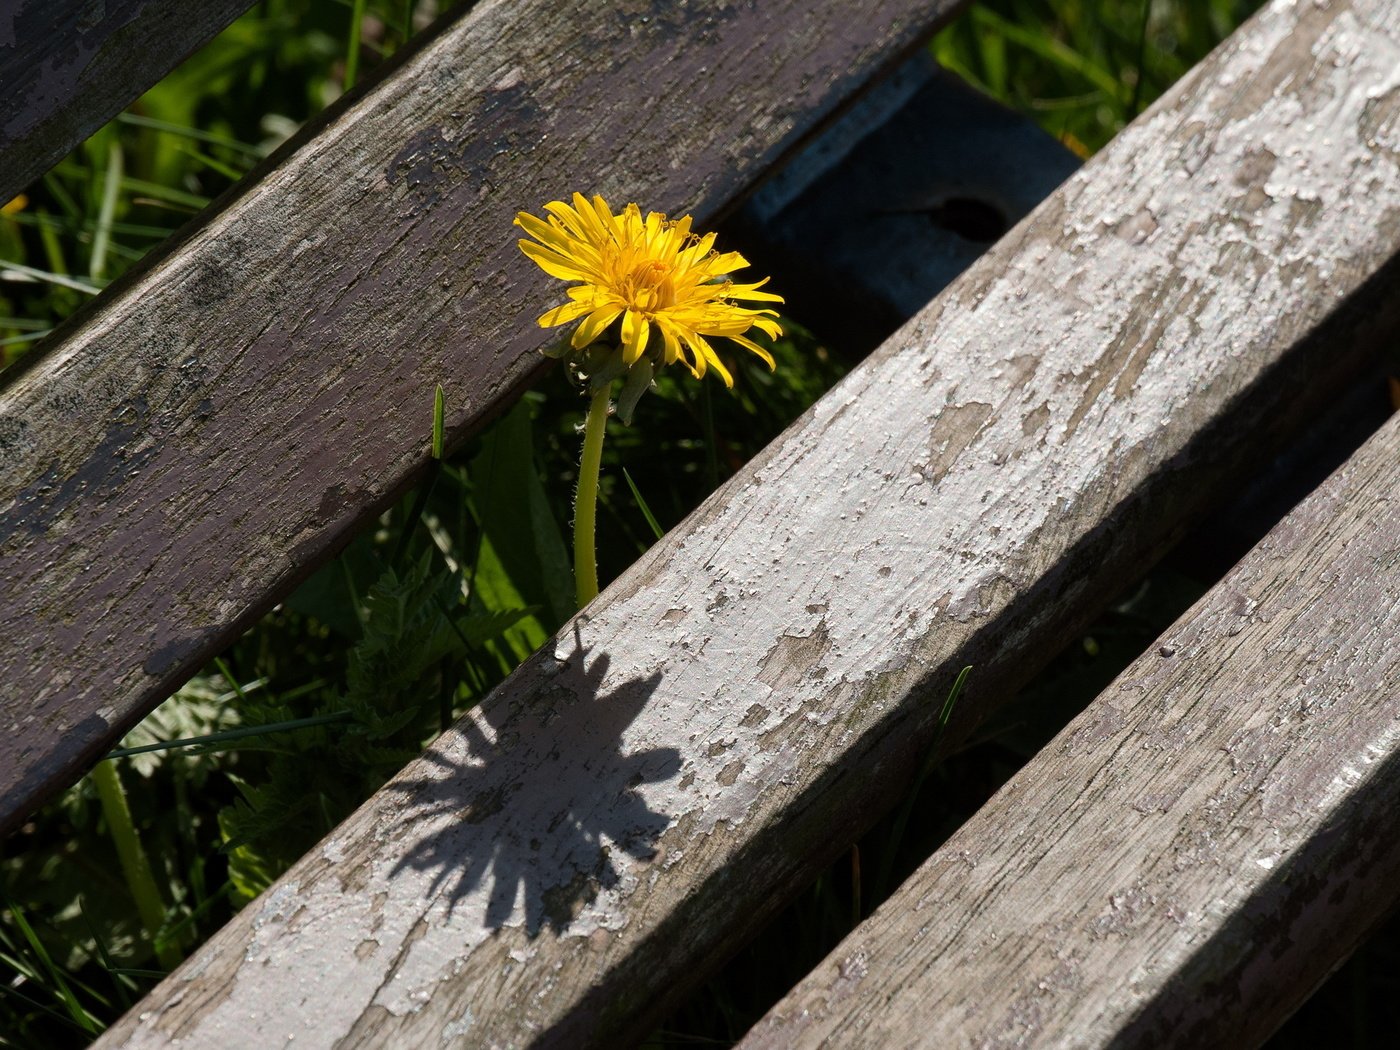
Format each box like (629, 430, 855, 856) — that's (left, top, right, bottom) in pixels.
(215, 552, 475, 896)
(220, 772, 319, 854)
(335, 554, 469, 763)
(344, 705, 421, 743)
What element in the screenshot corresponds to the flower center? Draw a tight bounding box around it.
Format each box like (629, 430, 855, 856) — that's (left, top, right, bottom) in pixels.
(627, 259, 675, 312)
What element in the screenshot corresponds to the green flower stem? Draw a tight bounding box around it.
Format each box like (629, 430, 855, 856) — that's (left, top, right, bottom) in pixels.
(574, 385, 611, 608)
(90, 760, 180, 970)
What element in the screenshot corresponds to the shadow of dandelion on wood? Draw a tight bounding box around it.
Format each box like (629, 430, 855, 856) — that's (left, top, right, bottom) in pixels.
(388, 630, 680, 935)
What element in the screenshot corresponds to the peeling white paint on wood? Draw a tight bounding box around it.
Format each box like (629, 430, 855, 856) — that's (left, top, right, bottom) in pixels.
(742, 414, 1400, 1050)
(97, 0, 1400, 1046)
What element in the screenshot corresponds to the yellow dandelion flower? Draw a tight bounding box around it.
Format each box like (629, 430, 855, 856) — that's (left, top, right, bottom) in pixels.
(514, 193, 783, 387)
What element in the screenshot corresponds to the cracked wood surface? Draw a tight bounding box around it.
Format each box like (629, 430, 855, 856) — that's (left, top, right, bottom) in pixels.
(741, 411, 1400, 1050)
(0, 0, 970, 835)
(0, 0, 258, 205)
(97, 0, 1400, 1046)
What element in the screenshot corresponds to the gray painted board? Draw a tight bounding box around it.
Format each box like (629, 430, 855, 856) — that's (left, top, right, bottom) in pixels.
(741, 411, 1400, 1050)
(96, 0, 1400, 1045)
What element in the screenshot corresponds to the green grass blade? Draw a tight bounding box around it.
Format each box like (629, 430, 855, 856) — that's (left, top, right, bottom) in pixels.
(120, 175, 209, 210)
(212, 657, 252, 703)
(469, 402, 574, 628)
(0, 261, 102, 295)
(701, 381, 719, 489)
(115, 112, 262, 155)
(41, 170, 80, 221)
(345, 0, 368, 89)
(173, 143, 248, 181)
(89, 140, 123, 281)
(105, 710, 353, 759)
(78, 899, 136, 1009)
(0, 978, 96, 1037)
(1129, 0, 1153, 116)
(155, 881, 233, 949)
(0, 331, 52, 349)
(623, 467, 665, 541)
(871, 665, 973, 908)
(973, 6, 1126, 103)
(103, 968, 171, 980)
(37, 216, 71, 277)
(2, 898, 99, 1033)
(432, 384, 446, 460)
(50, 163, 211, 210)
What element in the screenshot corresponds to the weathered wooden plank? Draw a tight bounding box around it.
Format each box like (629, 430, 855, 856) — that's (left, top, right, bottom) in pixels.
(0, 0, 970, 835)
(0, 0, 258, 205)
(96, 0, 1400, 1046)
(741, 412, 1400, 1050)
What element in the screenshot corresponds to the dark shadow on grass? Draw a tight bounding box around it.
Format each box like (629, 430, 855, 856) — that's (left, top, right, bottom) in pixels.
(388, 627, 680, 936)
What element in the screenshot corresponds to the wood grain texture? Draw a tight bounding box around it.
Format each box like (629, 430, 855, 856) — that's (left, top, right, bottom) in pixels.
(0, 0, 968, 835)
(0, 0, 257, 204)
(741, 414, 1400, 1050)
(96, 0, 1400, 1046)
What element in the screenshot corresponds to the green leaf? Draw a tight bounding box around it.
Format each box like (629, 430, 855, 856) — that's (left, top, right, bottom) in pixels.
(469, 530, 548, 665)
(469, 401, 574, 628)
(431, 384, 446, 460)
(455, 607, 542, 647)
(616, 357, 654, 425)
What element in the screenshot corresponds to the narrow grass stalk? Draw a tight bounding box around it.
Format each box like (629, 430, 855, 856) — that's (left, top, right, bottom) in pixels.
(89, 140, 123, 281)
(3, 897, 99, 1033)
(1128, 0, 1153, 117)
(0, 260, 101, 295)
(623, 467, 664, 541)
(100, 171, 209, 209)
(391, 384, 447, 568)
(115, 112, 262, 156)
(574, 386, 611, 608)
(89, 762, 181, 970)
(172, 143, 246, 181)
(701, 380, 719, 490)
(345, 0, 368, 89)
(104, 710, 353, 760)
(0, 330, 51, 349)
(849, 844, 862, 930)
